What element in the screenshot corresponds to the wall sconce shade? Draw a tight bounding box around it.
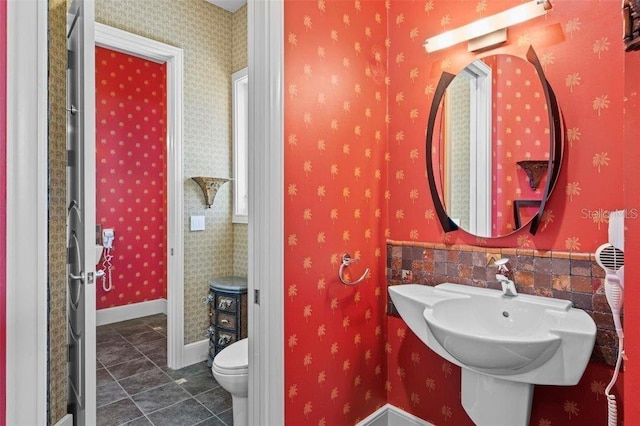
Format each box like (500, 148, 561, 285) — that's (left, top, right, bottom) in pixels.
(423, 0, 552, 53)
(192, 177, 231, 208)
(517, 160, 549, 190)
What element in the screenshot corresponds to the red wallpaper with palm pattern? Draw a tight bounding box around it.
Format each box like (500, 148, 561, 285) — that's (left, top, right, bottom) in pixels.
(284, 0, 635, 425)
(491, 54, 549, 235)
(388, 0, 624, 252)
(95, 47, 167, 310)
(385, 0, 626, 424)
(284, 0, 389, 423)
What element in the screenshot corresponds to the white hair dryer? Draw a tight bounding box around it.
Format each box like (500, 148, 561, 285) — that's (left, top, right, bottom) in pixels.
(595, 241, 625, 426)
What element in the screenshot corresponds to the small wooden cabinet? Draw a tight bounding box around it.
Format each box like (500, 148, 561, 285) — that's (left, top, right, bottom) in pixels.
(204, 276, 248, 366)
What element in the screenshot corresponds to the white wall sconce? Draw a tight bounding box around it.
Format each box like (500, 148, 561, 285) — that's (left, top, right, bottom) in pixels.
(423, 0, 552, 53)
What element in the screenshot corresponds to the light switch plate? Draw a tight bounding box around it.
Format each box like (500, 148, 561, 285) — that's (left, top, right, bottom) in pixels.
(190, 215, 206, 231)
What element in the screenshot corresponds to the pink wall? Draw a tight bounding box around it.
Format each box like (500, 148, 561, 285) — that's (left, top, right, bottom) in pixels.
(283, 1, 389, 423)
(0, 0, 6, 422)
(95, 47, 167, 309)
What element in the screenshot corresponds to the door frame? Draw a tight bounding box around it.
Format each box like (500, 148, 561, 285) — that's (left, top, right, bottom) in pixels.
(94, 23, 186, 369)
(68, 0, 98, 422)
(6, 0, 49, 424)
(247, 1, 285, 424)
(442, 61, 492, 236)
(464, 60, 492, 236)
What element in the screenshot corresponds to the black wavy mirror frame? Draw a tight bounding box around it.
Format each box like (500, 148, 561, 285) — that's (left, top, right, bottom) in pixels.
(425, 46, 564, 238)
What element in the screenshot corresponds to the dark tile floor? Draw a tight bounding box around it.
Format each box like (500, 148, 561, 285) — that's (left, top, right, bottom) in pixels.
(96, 314, 233, 426)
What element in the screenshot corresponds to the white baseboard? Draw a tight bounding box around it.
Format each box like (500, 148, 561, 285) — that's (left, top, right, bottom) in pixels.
(53, 414, 73, 426)
(182, 339, 209, 367)
(97, 299, 167, 326)
(356, 404, 433, 426)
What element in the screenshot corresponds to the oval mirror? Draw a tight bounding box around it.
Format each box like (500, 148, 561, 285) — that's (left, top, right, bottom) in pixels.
(426, 47, 563, 239)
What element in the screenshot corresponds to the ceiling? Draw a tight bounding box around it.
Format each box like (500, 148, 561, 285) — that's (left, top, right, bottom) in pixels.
(204, 0, 247, 13)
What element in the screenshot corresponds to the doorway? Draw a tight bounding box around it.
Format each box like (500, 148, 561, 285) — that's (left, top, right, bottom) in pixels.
(94, 23, 185, 370)
(94, 45, 168, 321)
(443, 59, 492, 237)
(9, 2, 270, 425)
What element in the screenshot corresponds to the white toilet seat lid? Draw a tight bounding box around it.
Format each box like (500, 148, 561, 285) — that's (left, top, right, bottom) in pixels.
(212, 363, 248, 376)
(213, 338, 248, 374)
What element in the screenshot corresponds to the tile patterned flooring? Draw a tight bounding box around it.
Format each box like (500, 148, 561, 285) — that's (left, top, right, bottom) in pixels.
(97, 314, 233, 426)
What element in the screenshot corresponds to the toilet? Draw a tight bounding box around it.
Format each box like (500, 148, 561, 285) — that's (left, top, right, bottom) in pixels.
(211, 338, 249, 426)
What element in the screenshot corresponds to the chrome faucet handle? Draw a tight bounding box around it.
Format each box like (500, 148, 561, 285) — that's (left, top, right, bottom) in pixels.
(493, 258, 512, 279)
(487, 257, 516, 295)
(487, 257, 509, 269)
(494, 257, 510, 272)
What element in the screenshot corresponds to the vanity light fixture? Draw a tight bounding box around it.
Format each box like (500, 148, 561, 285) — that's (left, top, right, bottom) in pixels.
(423, 0, 552, 53)
(192, 177, 231, 208)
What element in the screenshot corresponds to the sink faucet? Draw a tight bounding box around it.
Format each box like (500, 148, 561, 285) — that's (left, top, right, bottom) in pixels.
(489, 258, 518, 297)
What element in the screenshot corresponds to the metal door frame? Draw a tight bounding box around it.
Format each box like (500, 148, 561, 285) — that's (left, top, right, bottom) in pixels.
(66, 0, 97, 423)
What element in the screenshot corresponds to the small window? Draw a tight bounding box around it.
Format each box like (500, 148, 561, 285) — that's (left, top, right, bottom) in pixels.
(232, 68, 248, 223)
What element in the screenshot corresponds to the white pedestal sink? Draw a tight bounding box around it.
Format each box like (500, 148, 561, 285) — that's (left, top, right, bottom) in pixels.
(388, 283, 596, 426)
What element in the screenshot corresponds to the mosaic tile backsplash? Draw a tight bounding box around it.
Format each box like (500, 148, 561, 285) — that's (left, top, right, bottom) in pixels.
(387, 241, 620, 367)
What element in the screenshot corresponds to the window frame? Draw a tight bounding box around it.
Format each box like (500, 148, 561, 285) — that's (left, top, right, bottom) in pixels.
(232, 67, 249, 223)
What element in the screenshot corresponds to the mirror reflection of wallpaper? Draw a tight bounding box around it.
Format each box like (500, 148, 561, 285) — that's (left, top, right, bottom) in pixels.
(446, 75, 472, 230)
(490, 55, 549, 235)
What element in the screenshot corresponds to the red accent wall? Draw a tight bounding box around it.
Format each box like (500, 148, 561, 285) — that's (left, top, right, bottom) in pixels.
(386, 0, 628, 424)
(388, 0, 624, 252)
(95, 47, 167, 309)
(623, 46, 640, 424)
(284, 1, 637, 425)
(283, 1, 389, 423)
(0, 0, 6, 423)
